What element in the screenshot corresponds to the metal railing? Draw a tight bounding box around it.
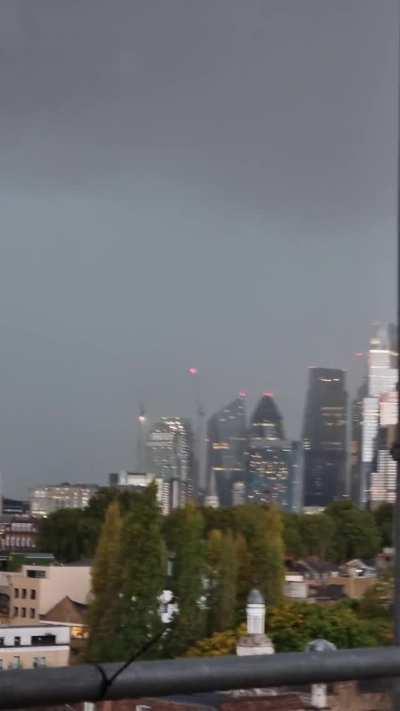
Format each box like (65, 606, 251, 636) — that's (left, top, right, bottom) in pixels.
(0, 647, 399, 709)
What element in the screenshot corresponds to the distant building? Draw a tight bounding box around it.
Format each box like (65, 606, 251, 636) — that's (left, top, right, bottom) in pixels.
(5, 562, 91, 626)
(360, 324, 398, 507)
(0, 623, 70, 670)
(302, 368, 347, 507)
(109, 470, 171, 515)
(247, 394, 290, 509)
(350, 379, 368, 506)
(232, 481, 246, 507)
(42, 596, 88, 664)
(288, 441, 304, 513)
(146, 417, 194, 508)
(206, 395, 247, 507)
(2, 499, 30, 516)
(30, 484, 98, 517)
(0, 516, 39, 552)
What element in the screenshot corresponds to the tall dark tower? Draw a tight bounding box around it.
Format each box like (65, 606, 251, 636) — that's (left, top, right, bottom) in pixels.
(247, 393, 290, 509)
(302, 368, 347, 507)
(206, 394, 247, 507)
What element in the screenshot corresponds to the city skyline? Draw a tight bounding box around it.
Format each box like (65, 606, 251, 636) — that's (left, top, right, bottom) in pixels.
(0, 0, 396, 497)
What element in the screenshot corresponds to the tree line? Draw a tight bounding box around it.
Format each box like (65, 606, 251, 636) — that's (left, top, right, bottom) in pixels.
(37, 488, 392, 567)
(36, 488, 394, 661)
(84, 485, 285, 661)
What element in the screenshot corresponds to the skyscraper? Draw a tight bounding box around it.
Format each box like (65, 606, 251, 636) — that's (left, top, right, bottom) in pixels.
(350, 379, 368, 506)
(302, 368, 347, 508)
(206, 395, 247, 507)
(360, 323, 398, 507)
(247, 393, 290, 509)
(146, 417, 194, 509)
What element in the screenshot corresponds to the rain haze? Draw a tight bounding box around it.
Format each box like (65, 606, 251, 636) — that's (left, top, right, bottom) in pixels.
(0, 0, 397, 496)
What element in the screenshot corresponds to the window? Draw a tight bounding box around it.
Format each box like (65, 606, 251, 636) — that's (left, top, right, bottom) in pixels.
(31, 634, 55, 646)
(14, 637, 21, 647)
(12, 656, 21, 670)
(14, 589, 19, 598)
(21, 608, 26, 618)
(30, 589, 36, 600)
(0, 660, 3, 672)
(26, 570, 45, 579)
(0, 638, 4, 647)
(22, 589, 27, 599)
(13, 607, 18, 617)
(30, 608, 35, 619)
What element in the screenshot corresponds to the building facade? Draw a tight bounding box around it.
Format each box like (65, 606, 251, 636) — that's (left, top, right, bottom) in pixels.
(360, 324, 398, 507)
(206, 395, 247, 507)
(302, 368, 347, 507)
(247, 394, 290, 509)
(146, 417, 194, 508)
(30, 484, 98, 517)
(0, 624, 70, 670)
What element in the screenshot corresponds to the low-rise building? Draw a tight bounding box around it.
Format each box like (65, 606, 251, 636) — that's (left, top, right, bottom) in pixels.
(0, 516, 39, 552)
(109, 470, 171, 515)
(0, 623, 70, 670)
(284, 574, 308, 600)
(7, 562, 91, 625)
(30, 484, 98, 517)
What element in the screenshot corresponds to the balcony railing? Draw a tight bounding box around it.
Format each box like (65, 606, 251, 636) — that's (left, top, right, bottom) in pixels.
(0, 646, 399, 709)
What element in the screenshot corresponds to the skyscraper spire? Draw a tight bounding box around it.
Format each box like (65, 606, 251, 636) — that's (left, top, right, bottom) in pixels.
(136, 402, 147, 472)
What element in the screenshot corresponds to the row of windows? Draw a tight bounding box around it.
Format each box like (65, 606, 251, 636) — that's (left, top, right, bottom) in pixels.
(13, 607, 36, 619)
(0, 634, 54, 647)
(14, 588, 36, 600)
(0, 656, 47, 671)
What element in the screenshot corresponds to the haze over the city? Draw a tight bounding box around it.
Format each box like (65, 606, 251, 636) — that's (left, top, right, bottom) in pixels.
(0, 0, 397, 496)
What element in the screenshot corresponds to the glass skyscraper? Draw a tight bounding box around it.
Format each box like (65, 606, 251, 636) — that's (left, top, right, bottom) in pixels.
(359, 324, 398, 507)
(247, 393, 290, 509)
(146, 417, 194, 508)
(206, 395, 247, 507)
(302, 368, 347, 507)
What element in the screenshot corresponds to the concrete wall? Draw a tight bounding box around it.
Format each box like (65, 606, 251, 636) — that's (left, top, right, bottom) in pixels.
(21, 565, 91, 614)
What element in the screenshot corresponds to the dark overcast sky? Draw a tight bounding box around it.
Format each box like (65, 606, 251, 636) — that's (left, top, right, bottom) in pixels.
(0, 0, 397, 496)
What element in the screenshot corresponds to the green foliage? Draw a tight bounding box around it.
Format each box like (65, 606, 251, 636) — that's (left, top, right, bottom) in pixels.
(185, 625, 245, 657)
(269, 601, 390, 651)
(206, 530, 238, 634)
(117, 485, 167, 659)
(86, 501, 123, 662)
(86, 485, 167, 663)
(185, 600, 392, 658)
(166, 505, 207, 656)
(37, 508, 97, 563)
(325, 501, 381, 562)
(283, 502, 382, 564)
(373, 503, 393, 548)
(299, 514, 336, 560)
(233, 505, 284, 606)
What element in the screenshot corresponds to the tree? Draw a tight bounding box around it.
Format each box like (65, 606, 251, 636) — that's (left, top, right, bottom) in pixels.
(234, 505, 284, 606)
(206, 530, 238, 634)
(325, 501, 381, 562)
(86, 501, 123, 662)
(185, 600, 391, 657)
(373, 503, 393, 548)
(116, 484, 167, 660)
(37, 509, 94, 562)
(166, 505, 207, 656)
(299, 513, 335, 560)
(282, 513, 305, 559)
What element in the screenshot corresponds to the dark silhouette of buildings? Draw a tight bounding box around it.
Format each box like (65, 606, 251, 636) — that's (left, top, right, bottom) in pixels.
(206, 395, 247, 507)
(302, 368, 347, 507)
(247, 393, 290, 509)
